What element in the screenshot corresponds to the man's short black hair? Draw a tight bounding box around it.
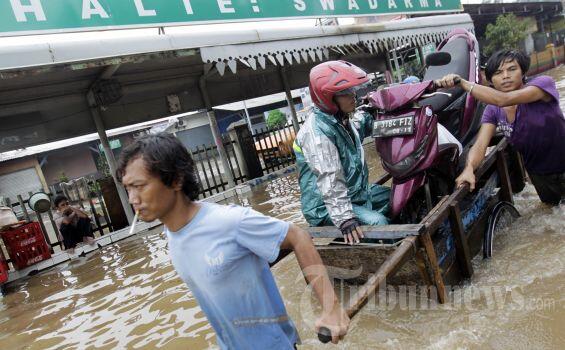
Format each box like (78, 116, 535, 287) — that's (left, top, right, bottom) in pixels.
(116, 133, 201, 201)
(53, 195, 68, 208)
(485, 49, 530, 83)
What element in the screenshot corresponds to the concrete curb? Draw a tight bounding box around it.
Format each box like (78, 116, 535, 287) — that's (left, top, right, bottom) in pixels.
(6, 219, 162, 283)
(203, 165, 298, 203)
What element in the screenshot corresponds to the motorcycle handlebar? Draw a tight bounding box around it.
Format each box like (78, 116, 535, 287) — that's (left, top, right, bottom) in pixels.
(318, 327, 332, 344)
(431, 76, 461, 90)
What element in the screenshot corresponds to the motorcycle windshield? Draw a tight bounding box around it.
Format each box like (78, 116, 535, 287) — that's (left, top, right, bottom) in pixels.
(369, 81, 434, 112)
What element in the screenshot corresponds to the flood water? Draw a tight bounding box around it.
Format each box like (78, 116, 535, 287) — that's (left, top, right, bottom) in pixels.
(1, 66, 564, 349)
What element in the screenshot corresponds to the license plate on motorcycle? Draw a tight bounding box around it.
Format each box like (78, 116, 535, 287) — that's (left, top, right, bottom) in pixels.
(372, 115, 415, 138)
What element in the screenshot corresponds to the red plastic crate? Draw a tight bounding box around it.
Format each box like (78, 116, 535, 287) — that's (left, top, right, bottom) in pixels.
(1, 222, 51, 270)
(0, 253, 8, 284)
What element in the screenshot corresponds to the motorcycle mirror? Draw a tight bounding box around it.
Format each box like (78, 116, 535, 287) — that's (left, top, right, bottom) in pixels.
(425, 52, 451, 66)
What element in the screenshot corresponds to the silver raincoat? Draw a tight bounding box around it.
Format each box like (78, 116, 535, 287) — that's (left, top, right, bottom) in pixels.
(293, 108, 390, 227)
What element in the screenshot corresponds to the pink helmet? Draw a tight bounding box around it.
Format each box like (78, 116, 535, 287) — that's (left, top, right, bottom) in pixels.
(309, 60, 369, 114)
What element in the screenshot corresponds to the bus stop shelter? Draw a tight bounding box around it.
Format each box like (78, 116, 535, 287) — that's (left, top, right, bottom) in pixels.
(0, 13, 474, 223)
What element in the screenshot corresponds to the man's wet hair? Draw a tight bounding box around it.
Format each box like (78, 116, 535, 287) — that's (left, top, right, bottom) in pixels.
(53, 195, 68, 208)
(116, 133, 201, 201)
(485, 49, 530, 83)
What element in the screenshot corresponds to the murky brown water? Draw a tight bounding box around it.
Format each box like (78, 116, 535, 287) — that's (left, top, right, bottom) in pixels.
(1, 66, 563, 349)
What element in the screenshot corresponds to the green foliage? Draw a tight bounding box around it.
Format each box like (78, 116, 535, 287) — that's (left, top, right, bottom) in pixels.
(58, 172, 69, 183)
(266, 110, 287, 129)
(96, 153, 111, 177)
(547, 17, 564, 32)
(484, 14, 529, 56)
(88, 180, 101, 196)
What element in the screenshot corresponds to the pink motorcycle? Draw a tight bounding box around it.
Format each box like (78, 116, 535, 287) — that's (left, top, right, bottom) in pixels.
(368, 29, 484, 221)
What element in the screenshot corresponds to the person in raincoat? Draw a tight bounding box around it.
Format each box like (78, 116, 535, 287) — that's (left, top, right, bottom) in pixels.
(293, 60, 390, 245)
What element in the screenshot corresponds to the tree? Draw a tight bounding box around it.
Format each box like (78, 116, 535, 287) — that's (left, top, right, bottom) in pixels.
(484, 14, 529, 56)
(266, 109, 287, 129)
(58, 172, 69, 183)
(96, 152, 111, 177)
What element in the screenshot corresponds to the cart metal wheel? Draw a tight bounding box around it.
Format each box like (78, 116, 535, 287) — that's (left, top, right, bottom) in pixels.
(483, 201, 520, 259)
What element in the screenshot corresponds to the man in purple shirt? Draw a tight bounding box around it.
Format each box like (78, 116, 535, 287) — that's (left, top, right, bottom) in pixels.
(436, 49, 565, 205)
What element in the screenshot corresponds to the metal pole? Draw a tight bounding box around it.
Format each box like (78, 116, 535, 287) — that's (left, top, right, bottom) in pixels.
(242, 100, 255, 135)
(87, 92, 135, 224)
(417, 45, 426, 67)
(384, 50, 394, 84)
(279, 67, 301, 133)
(199, 76, 236, 189)
(391, 49, 402, 82)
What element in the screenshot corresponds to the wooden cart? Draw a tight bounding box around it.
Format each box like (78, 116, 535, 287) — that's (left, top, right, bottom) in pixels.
(308, 138, 524, 338)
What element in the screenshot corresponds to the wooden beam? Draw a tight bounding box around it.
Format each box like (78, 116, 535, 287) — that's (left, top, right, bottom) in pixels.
(344, 236, 417, 317)
(412, 140, 510, 300)
(317, 236, 418, 343)
(475, 138, 508, 179)
(418, 231, 448, 303)
(308, 224, 424, 240)
(420, 195, 452, 234)
(420, 139, 509, 235)
(414, 248, 433, 297)
(496, 149, 514, 204)
(448, 203, 474, 278)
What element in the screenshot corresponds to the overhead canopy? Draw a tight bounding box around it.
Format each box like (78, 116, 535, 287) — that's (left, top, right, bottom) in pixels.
(0, 13, 474, 153)
(215, 89, 303, 111)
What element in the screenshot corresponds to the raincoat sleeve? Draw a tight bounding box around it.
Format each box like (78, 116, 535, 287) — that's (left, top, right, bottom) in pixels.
(299, 130, 355, 228)
(350, 110, 374, 141)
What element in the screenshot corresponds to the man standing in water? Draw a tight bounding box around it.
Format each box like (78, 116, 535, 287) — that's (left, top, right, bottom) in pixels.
(116, 133, 349, 348)
(437, 50, 565, 205)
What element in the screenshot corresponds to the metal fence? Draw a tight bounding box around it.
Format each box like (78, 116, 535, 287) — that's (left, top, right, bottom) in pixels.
(249, 116, 306, 175)
(189, 138, 246, 198)
(189, 115, 306, 198)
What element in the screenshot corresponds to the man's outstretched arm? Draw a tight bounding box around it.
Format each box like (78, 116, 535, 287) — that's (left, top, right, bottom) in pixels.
(281, 224, 350, 344)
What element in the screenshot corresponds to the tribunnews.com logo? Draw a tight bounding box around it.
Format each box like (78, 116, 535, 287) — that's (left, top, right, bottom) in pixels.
(296, 265, 557, 313)
(325, 283, 557, 312)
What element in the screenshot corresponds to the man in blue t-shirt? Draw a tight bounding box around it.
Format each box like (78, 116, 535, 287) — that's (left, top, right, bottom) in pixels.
(116, 133, 349, 349)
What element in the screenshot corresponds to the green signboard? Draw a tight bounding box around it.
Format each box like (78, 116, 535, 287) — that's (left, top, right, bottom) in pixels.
(98, 139, 121, 152)
(421, 42, 436, 57)
(0, 0, 461, 37)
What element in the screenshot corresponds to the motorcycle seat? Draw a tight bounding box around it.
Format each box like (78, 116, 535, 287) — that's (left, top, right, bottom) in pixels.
(419, 37, 470, 111)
